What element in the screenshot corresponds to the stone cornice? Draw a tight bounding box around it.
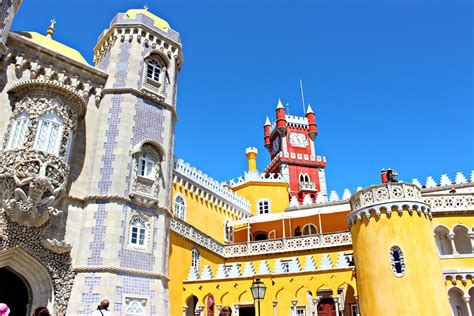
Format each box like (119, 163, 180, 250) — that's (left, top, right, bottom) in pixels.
(73, 265, 169, 280)
(102, 87, 177, 120)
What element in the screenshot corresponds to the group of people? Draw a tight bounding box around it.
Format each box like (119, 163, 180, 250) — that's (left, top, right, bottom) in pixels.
(0, 303, 50, 316)
(0, 299, 111, 315)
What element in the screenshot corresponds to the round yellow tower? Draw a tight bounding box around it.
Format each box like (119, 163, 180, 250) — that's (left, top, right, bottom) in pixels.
(348, 182, 451, 315)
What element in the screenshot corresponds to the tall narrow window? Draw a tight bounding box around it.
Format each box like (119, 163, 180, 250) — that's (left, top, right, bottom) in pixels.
(191, 248, 200, 271)
(34, 113, 64, 155)
(129, 217, 147, 246)
(138, 152, 156, 179)
(390, 246, 406, 277)
(7, 113, 29, 149)
(146, 59, 162, 81)
(173, 194, 186, 220)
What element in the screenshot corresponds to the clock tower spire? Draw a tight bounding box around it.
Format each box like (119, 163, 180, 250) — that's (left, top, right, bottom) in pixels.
(263, 100, 327, 203)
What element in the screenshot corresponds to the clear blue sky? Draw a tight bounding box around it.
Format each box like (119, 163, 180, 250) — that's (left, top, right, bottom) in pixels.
(12, 0, 473, 194)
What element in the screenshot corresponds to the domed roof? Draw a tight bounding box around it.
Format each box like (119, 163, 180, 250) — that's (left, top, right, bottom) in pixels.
(16, 31, 88, 64)
(126, 9, 170, 30)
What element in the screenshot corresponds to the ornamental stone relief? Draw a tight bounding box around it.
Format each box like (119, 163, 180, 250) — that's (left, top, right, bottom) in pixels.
(0, 214, 74, 315)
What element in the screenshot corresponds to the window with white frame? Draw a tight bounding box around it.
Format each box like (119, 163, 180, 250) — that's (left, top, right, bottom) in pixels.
(302, 223, 318, 236)
(256, 199, 271, 215)
(33, 112, 64, 155)
(129, 217, 147, 247)
(6, 112, 29, 150)
(191, 248, 200, 271)
(296, 306, 306, 316)
(138, 152, 156, 179)
(146, 59, 162, 81)
(173, 194, 186, 220)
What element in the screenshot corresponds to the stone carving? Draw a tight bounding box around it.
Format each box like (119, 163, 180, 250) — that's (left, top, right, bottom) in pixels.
(0, 215, 75, 315)
(41, 239, 72, 254)
(0, 150, 67, 227)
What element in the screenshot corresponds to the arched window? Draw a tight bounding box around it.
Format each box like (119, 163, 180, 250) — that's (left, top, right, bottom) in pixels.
(206, 295, 215, 316)
(34, 112, 64, 155)
(254, 231, 268, 241)
(302, 223, 318, 236)
(173, 194, 186, 220)
(305, 174, 310, 183)
(129, 217, 147, 247)
(191, 248, 200, 271)
(434, 225, 453, 255)
(389, 246, 406, 277)
(299, 174, 305, 183)
(146, 59, 162, 81)
(6, 112, 29, 149)
(453, 225, 472, 254)
(138, 152, 156, 179)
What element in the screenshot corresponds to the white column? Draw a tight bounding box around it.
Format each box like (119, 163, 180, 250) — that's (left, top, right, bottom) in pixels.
(182, 306, 188, 316)
(196, 306, 204, 316)
(332, 297, 340, 316)
(309, 138, 316, 157)
(216, 305, 222, 314)
(312, 297, 322, 316)
(463, 295, 472, 316)
(272, 301, 278, 316)
(233, 304, 240, 316)
(468, 232, 474, 253)
(291, 300, 298, 316)
(448, 232, 459, 255)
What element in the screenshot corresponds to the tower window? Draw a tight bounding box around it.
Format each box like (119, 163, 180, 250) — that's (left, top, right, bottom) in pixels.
(138, 152, 156, 179)
(302, 223, 318, 236)
(146, 59, 162, 81)
(296, 307, 306, 316)
(389, 246, 406, 277)
(6, 112, 29, 150)
(191, 248, 200, 271)
(173, 194, 186, 220)
(33, 112, 64, 155)
(129, 217, 147, 247)
(256, 199, 271, 215)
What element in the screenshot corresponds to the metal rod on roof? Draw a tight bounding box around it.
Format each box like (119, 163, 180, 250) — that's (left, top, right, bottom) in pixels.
(300, 79, 306, 114)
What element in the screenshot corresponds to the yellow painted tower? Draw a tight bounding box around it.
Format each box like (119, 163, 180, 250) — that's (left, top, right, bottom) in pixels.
(348, 182, 452, 315)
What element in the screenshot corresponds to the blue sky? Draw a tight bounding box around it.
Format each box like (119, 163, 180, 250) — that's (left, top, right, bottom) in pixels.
(12, 0, 472, 194)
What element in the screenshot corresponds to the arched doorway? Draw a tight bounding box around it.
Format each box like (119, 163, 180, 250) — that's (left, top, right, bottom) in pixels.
(185, 295, 198, 316)
(0, 267, 31, 315)
(317, 297, 336, 316)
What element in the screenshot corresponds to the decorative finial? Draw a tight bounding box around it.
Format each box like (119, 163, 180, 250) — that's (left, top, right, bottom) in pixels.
(144, 3, 149, 11)
(46, 18, 56, 38)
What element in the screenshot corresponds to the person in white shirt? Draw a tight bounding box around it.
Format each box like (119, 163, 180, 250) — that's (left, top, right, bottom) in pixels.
(92, 299, 111, 316)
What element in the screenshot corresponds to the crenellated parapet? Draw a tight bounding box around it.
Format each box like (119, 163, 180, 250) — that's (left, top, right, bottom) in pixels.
(347, 182, 431, 228)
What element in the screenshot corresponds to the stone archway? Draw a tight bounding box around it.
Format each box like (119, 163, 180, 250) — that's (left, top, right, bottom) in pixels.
(0, 267, 30, 315)
(0, 248, 54, 314)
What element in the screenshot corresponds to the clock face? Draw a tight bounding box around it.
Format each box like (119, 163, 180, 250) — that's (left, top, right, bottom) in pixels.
(273, 137, 280, 152)
(289, 132, 308, 147)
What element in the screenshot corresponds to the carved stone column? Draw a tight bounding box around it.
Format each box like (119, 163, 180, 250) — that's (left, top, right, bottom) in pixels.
(448, 232, 459, 255)
(272, 301, 278, 316)
(468, 232, 474, 253)
(463, 295, 472, 316)
(233, 304, 240, 316)
(332, 296, 340, 316)
(312, 296, 322, 316)
(291, 300, 298, 316)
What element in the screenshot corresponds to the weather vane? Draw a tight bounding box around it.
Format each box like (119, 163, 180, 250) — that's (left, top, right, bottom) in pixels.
(144, 3, 149, 11)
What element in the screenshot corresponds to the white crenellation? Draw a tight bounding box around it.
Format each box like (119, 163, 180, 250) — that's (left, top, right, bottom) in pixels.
(319, 254, 333, 269)
(425, 176, 437, 188)
(412, 178, 422, 188)
(262, 151, 327, 174)
(273, 259, 285, 274)
(315, 193, 327, 204)
(342, 189, 351, 200)
(440, 174, 452, 186)
(336, 252, 350, 268)
(289, 257, 301, 273)
(228, 264, 241, 278)
(258, 260, 271, 275)
(242, 262, 255, 277)
(187, 266, 199, 281)
(455, 172, 468, 184)
(329, 190, 340, 202)
(303, 255, 317, 271)
(215, 264, 226, 279)
(201, 265, 213, 280)
(226, 172, 285, 187)
(174, 159, 251, 217)
(302, 194, 313, 206)
(289, 196, 299, 207)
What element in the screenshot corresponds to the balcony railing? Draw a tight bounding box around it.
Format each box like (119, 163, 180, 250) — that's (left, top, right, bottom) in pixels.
(171, 218, 352, 258)
(423, 194, 474, 212)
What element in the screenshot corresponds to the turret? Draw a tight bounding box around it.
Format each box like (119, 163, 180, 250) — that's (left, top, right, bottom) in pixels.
(246, 147, 258, 173)
(263, 116, 271, 150)
(305, 104, 318, 141)
(348, 182, 451, 315)
(275, 99, 287, 136)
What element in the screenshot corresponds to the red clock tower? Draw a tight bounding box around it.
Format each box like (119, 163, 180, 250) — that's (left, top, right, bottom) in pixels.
(263, 99, 327, 203)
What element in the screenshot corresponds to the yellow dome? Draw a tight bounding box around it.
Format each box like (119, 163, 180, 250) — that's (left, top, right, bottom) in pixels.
(126, 9, 170, 30)
(17, 32, 88, 64)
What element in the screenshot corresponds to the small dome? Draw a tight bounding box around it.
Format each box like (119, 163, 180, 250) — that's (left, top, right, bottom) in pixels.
(16, 32, 87, 64)
(126, 9, 170, 30)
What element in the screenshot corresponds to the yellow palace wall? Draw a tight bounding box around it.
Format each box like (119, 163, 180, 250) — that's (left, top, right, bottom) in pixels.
(232, 181, 289, 215)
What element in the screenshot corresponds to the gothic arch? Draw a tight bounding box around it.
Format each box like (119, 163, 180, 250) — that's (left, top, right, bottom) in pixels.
(131, 139, 165, 161)
(0, 248, 54, 312)
(144, 49, 170, 67)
